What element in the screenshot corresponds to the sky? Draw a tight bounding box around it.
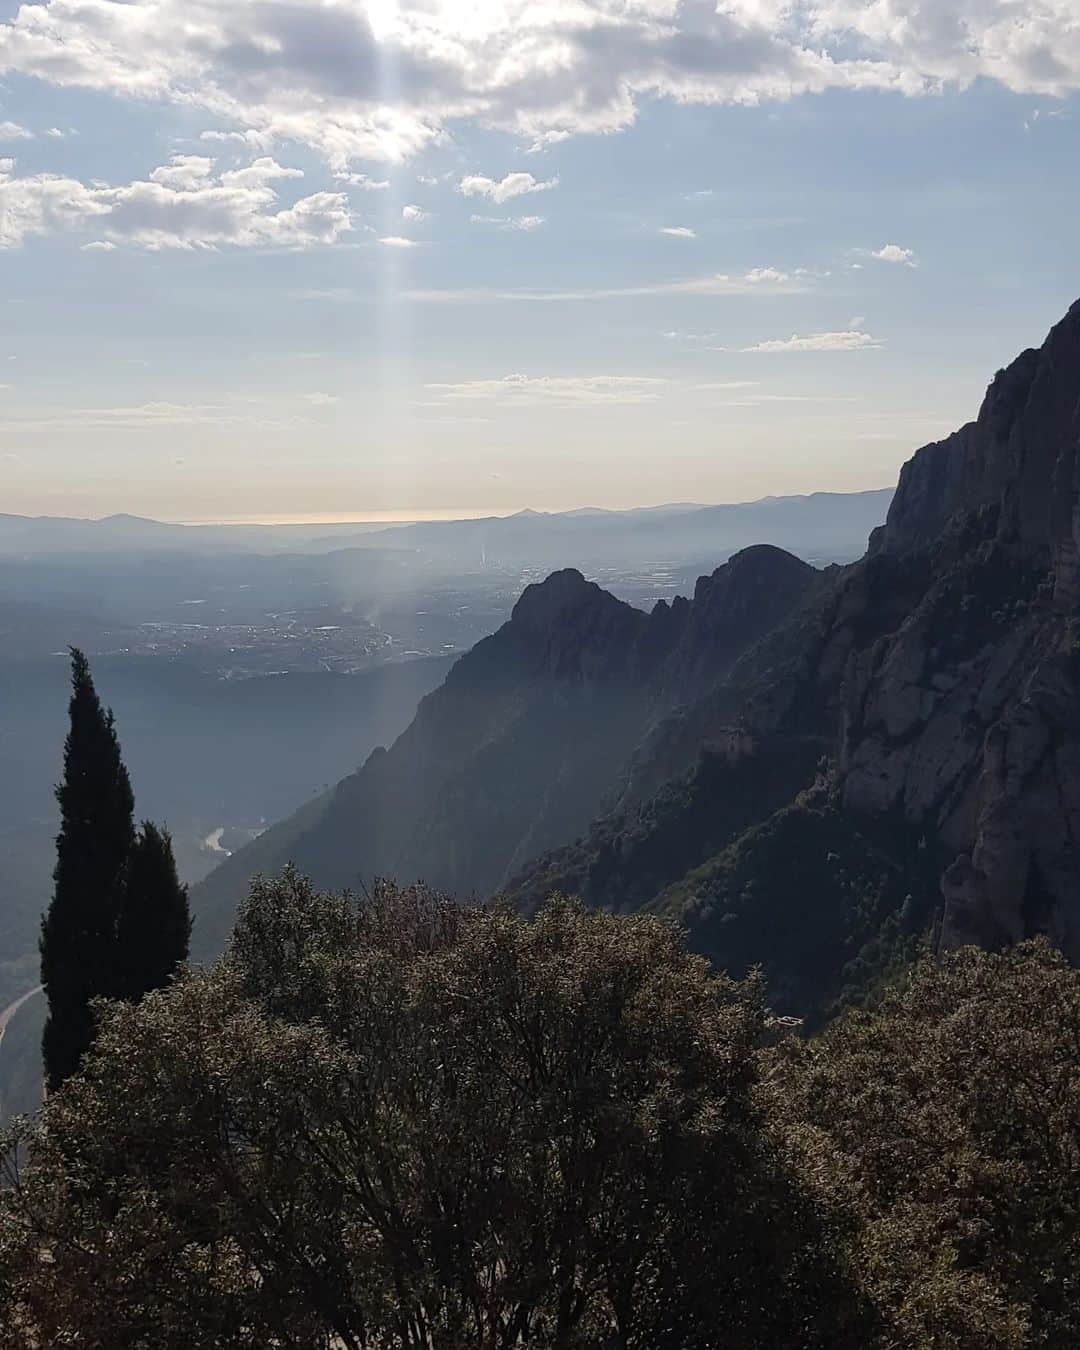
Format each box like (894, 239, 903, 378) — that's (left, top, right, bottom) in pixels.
(0, 0, 1078, 522)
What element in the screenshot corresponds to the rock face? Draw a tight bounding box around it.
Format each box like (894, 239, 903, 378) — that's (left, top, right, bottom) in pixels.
(845, 301, 1080, 958)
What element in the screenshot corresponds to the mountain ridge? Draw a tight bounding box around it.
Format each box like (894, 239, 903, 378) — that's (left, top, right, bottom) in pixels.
(190, 543, 819, 956)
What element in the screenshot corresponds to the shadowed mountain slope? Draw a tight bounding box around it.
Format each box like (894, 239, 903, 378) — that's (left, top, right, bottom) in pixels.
(191, 548, 817, 956)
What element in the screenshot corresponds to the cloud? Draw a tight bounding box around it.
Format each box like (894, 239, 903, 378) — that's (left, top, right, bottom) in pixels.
(201, 128, 273, 151)
(81, 239, 116, 251)
(872, 243, 917, 266)
(660, 226, 696, 238)
(401, 203, 429, 222)
(744, 266, 789, 283)
(469, 213, 545, 231)
(82, 402, 221, 422)
(334, 171, 390, 190)
(0, 0, 1078, 170)
(0, 120, 32, 140)
(9, 400, 312, 430)
(426, 374, 668, 405)
(404, 267, 800, 304)
(0, 154, 352, 250)
(302, 391, 339, 405)
(149, 154, 216, 190)
(733, 330, 884, 352)
(458, 172, 557, 204)
(691, 381, 761, 390)
(45, 126, 70, 138)
(378, 234, 418, 247)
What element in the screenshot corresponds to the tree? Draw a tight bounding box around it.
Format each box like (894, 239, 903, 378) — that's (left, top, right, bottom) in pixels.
(0, 874, 865, 1349)
(115, 822, 191, 1002)
(39, 648, 135, 1092)
(766, 940, 1080, 1348)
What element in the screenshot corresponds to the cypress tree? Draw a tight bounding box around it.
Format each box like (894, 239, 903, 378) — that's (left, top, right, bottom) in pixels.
(115, 822, 191, 1001)
(40, 649, 135, 1091)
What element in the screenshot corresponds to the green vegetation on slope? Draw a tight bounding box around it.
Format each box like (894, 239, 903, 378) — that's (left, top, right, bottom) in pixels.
(652, 791, 946, 1023)
(509, 734, 826, 917)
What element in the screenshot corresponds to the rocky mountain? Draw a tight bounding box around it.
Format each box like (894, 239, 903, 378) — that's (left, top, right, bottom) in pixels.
(191, 545, 818, 956)
(194, 299, 1080, 1018)
(512, 299, 1080, 1011)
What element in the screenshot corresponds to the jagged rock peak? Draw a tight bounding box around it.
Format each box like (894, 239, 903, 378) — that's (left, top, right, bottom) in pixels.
(511, 568, 624, 630)
(874, 298, 1080, 559)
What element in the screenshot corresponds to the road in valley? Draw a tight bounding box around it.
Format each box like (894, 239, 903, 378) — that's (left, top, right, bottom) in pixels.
(0, 985, 42, 1049)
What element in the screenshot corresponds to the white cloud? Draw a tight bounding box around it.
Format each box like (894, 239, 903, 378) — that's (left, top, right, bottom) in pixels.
(0, 154, 352, 250)
(334, 172, 390, 190)
(458, 172, 557, 204)
(404, 267, 799, 304)
(744, 266, 789, 283)
(81, 239, 116, 251)
(401, 203, 429, 222)
(426, 374, 668, 405)
(302, 391, 339, 405)
(0, 0, 1078, 169)
(660, 226, 696, 238)
(378, 234, 418, 248)
(0, 120, 32, 140)
(149, 154, 215, 190)
(45, 126, 69, 138)
(469, 213, 545, 231)
(201, 128, 273, 151)
(872, 243, 917, 266)
(692, 381, 761, 390)
(734, 330, 884, 352)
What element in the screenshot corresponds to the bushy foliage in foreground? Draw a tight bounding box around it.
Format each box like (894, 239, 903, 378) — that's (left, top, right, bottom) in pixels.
(1, 874, 1077, 1348)
(767, 940, 1080, 1349)
(0, 874, 862, 1349)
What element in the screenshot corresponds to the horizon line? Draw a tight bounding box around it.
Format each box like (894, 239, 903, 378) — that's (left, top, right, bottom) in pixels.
(163, 485, 895, 528)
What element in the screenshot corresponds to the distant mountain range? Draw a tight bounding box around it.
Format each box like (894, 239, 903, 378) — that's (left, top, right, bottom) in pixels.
(0, 490, 893, 567)
(193, 298, 1080, 1018)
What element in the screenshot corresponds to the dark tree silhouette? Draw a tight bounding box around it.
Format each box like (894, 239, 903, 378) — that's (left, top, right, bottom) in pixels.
(115, 822, 191, 1001)
(40, 649, 135, 1091)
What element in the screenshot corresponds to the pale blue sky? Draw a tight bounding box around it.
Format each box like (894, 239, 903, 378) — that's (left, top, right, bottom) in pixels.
(0, 0, 1078, 521)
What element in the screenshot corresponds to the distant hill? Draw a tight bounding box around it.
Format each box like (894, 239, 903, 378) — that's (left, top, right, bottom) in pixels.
(310, 491, 894, 567)
(0, 489, 893, 567)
